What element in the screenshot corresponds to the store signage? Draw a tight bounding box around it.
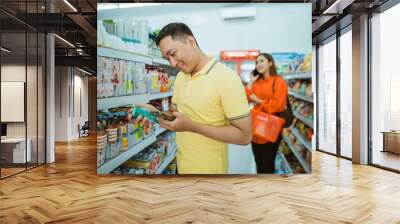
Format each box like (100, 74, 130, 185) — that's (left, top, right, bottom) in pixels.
(220, 50, 260, 60)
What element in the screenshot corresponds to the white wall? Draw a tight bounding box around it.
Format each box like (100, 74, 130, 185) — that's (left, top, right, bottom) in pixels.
(55, 67, 69, 141)
(55, 67, 89, 141)
(72, 73, 89, 138)
(98, 3, 312, 55)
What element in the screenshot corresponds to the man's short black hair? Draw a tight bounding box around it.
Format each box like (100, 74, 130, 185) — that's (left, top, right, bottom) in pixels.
(156, 22, 197, 46)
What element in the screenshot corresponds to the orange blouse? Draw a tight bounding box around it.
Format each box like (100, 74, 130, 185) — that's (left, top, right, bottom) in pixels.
(247, 75, 288, 144)
(247, 75, 288, 115)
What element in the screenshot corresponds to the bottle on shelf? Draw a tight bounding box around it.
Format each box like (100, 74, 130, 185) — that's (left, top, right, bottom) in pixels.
(97, 120, 108, 167)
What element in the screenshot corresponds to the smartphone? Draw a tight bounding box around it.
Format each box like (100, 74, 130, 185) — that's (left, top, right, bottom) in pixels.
(150, 111, 176, 121)
(251, 68, 261, 78)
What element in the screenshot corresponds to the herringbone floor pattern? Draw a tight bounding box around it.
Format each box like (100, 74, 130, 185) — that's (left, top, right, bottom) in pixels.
(1, 136, 400, 224)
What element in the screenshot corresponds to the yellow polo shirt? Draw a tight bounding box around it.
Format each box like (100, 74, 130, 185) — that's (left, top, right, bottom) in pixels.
(172, 58, 250, 174)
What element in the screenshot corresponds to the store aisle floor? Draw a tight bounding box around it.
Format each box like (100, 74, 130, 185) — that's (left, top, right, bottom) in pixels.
(0, 136, 399, 223)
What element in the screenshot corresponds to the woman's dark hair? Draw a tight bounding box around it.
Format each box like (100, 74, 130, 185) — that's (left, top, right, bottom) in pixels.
(256, 53, 279, 76)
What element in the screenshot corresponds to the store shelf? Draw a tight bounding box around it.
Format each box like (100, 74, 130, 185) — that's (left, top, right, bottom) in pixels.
(152, 57, 170, 66)
(155, 147, 177, 174)
(97, 94, 149, 111)
(148, 92, 173, 101)
(97, 126, 168, 174)
(97, 92, 174, 111)
(293, 110, 313, 128)
(288, 90, 313, 104)
(278, 151, 293, 175)
(282, 135, 311, 174)
(97, 135, 157, 174)
(98, 47, 152, 64)
(155, 127, 167, 136)
(283, 72, 311, 80)
(290, 127, 312, 151)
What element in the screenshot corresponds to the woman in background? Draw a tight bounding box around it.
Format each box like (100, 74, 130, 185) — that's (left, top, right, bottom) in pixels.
(246, 53, 288, 173)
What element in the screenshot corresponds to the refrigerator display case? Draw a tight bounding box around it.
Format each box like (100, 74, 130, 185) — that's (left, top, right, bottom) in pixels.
(220, 50, 260, 84)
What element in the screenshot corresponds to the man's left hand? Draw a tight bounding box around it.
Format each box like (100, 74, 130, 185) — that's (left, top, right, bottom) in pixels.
(159, 112, 195, 132)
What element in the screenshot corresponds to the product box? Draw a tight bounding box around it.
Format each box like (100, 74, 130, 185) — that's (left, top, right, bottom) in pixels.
(111, 59, 125, 97)
(134, 62, 147, 95)
(97, 56, 114, 98)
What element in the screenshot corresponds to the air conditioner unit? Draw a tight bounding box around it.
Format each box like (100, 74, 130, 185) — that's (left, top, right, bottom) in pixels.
(221, 6, 256, 20)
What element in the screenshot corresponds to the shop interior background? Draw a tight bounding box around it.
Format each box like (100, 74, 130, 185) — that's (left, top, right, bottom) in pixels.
(96, 3, 313, 175)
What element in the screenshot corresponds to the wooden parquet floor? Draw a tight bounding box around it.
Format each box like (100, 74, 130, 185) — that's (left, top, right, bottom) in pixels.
(1, 135, 400, 224)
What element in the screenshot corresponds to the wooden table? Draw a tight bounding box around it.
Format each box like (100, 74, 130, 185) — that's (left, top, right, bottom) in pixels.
(381, 131, 400, 154)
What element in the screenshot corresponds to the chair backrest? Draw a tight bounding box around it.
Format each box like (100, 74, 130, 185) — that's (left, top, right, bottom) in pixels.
(82, 121, 90, 129)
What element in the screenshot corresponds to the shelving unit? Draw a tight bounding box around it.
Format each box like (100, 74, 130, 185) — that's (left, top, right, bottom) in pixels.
(98, 135, 157, 174)
(152, 57, 170, 66)
(282, 135, 311, 173)
(290, 127, 312, 151)
(278, 71, 313, 174)
(97, 92, 173, 111)
(155, 147, 177, 174)
(292, 110, 313, 128)
(98, 46, 152, 65)
(97, 94, 149, 111)
(288, 90, 313, 103)
(148, 92, 173, 101)
(97, 44, 176, 174)
(283, 72, 312, 80)
(277, 151, 293, 175)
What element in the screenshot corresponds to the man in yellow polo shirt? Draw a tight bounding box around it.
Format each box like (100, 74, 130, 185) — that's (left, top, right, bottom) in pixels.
(155, 23, 251, 174)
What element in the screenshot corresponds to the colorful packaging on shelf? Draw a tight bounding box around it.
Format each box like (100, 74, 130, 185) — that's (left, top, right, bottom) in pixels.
(157, 132, 177, 155)
(288, 80, 313, 97)
(145, 65, 172, 93)
(165, 158, 177, 172)
(303, 53, 312, 73)
(159, 69, 169, 93)
(271, 52, 312, 75)
(97, 56, 114, 98)
(271, 52, 298, 75)
(134, 62, 147, 94)
(127, 122, 137, 147)
(121, 147, 162, 174)
(111, 59, 126, 97)
(124, 61, 135, 95)
(274, 152, 288, 174)
(97, 147, 106, 168)
(148, 66, 161, 93)
(161, 98, 169, 112)
(97, 134, 107, 167)
(103, 19, 117, 36)
(106, 128, 118, 144)
(132, 106, 158, 123)
(120, 123, 129, 151)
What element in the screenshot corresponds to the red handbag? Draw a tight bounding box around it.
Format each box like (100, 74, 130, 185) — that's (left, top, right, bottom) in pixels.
(251, 103, 285, 143)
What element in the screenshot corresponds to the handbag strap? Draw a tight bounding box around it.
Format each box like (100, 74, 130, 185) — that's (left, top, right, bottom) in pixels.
(272, 76, 290, 108)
